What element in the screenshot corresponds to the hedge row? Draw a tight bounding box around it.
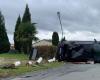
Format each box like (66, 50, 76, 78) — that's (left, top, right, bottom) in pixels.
(36, 46, 57, 59)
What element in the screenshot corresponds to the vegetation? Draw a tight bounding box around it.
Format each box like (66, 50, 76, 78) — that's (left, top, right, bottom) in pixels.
(0, 53, 28, 60)
(14, 4, 38, 54)
(14, 15, 21, 52)
(36, 46, 57, 59)
(52, 32, 59, 46)
(0, 62, 63, 78)
(0, 11, 10, 53)
(0, 53, 63, 78)
(16, 22, 37, 54)
(22, 4, 31, 23)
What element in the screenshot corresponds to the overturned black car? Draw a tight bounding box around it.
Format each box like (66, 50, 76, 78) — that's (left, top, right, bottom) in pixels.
(56, 39, 100, 63)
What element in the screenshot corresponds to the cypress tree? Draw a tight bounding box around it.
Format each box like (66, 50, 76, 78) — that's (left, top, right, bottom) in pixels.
(15, 15, 21, 31)
(16, 4, 38, 54)
(16, 22, 37, 54)
(22, 4, 31, 23)
(0, 11, 10, 53)
(14, 15, 21, 51)
(52, 32, 59, 46)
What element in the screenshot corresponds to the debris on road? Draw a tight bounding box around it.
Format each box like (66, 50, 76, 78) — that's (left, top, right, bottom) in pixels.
(2, 64, 16, 69)
(36, 57, 43, 64)
(26, 61, 33, 66)
(14, 61, 21, 67)
(48, 57, 56, 63)
(86, 61, 94, 64)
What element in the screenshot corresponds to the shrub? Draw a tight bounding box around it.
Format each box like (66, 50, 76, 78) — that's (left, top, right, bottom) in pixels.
(36, 46, 57, 59)
(0, 41, 10, 53)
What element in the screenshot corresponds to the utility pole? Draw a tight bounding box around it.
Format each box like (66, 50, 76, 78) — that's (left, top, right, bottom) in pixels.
(57, 11, 63, 39)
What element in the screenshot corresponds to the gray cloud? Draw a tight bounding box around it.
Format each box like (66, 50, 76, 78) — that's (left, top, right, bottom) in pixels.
(1, 0, 100, 43)
(0, 0, 100, 32)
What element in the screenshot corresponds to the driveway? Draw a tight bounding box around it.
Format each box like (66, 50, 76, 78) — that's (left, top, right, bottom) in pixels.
(2, 63, 100, 80)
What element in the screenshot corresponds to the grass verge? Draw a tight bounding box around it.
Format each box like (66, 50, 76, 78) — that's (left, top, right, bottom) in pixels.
(0, 62, 63, 78)
(0, 53, 63, 78)
(0, 53, 28, 60)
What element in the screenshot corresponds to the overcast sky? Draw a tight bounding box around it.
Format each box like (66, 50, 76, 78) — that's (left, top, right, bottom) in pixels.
(1, 0, 100, 44)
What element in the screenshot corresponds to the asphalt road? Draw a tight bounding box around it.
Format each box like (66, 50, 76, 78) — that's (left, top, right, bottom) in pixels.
(2, 63, 100, 80)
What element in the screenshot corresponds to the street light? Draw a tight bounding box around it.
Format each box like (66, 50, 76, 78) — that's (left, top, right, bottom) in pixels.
(57, 12, 63, 40)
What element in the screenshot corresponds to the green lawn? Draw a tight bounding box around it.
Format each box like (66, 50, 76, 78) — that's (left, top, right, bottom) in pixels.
(0, 53, 28, 60)
(0, 53, 63, 78)
(0, 62, 63, 78)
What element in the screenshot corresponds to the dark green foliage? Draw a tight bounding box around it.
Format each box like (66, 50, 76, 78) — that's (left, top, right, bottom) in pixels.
(22, 4, 31, 23)
(14, 15, 21, 51)
(16, 22, 37, 54)
(52, 32, 59, 46)
(0, 11, 10, 53)
(14, 4, 38, 54)
(14, 15, 21, 31)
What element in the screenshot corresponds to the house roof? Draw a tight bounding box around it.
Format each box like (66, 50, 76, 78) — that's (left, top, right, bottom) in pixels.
(33, 39, 52, 44)
(32, 39, 52, 47)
